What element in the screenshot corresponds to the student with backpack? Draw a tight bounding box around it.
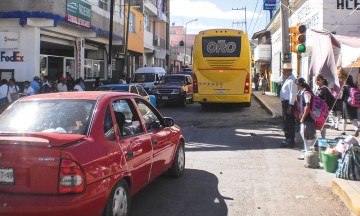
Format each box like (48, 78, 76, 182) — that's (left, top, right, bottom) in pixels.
(339, 74, 360, 137)
(315, 75, 336, 138)
(296, 77, 317, 160)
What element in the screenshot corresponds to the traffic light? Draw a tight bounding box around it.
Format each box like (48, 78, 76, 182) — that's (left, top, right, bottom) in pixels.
(289, 24, 307, 53)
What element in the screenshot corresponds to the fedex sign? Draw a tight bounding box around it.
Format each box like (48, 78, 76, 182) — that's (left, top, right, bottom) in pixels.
(0, 51, 24, 62)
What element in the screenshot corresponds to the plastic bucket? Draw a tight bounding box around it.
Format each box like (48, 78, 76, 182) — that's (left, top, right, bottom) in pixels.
(321, 152, 339, 173)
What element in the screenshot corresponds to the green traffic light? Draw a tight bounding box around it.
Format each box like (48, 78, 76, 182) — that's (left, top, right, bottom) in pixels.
(297, 44, 306, 53)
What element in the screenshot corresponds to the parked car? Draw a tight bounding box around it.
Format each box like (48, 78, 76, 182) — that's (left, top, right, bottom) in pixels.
(96, 84, 156, 106)
(0, 92, 185, 216)
(130, 67, 167, 92)
(149, 74, 193, 107)
(180, 67, 193, 76)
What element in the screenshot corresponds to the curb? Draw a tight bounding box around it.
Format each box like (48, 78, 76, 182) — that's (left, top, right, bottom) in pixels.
(252, 93, 281, 118)
(332, 178, 360, 215)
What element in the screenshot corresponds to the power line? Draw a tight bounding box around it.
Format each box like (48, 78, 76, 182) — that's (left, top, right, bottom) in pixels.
(250, 5, 263, 36)
(248, 0, 260, 33)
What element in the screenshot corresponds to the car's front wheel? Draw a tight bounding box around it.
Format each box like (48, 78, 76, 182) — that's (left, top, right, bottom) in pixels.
(103, 179, 130, 216)
(168, 142, 185, 177)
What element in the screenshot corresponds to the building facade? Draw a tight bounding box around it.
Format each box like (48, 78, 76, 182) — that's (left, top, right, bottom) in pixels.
(263, 0, 360, 93)
(0, 0, 170, 86)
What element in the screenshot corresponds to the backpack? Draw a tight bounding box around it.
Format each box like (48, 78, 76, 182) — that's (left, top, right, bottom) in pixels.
(305, 90, 329, 130)
(346, 87, 360, 107)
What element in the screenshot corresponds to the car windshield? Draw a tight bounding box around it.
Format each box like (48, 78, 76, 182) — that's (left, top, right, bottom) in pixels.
(132, 73, 155, 83)
(159, 76, 184, 85)
(96, 85, 129, 92)
(0, 100, 95, 135)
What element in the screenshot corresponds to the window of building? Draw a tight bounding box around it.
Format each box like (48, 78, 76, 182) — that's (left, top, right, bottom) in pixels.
(169, 29, 176, 34)
(129, 12, 135, 33)
(85, 45, 106, 80)
(99, 0, 109, 11)
(144, 12, 151, 32)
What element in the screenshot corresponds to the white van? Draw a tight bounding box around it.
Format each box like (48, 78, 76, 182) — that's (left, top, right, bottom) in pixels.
(131, 67, 167, 92)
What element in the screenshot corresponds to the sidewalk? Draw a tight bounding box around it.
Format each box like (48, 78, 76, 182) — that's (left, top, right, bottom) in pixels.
(253, 91, 360, 215)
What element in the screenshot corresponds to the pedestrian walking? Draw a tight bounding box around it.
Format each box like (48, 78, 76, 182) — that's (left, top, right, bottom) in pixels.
(279, 63, 297, 148)
(258, 73, 267, 95)
(296, 78, 317, 159)
(0, 79, 9, 111)
(7, 78, 20, 103)
(22, 81, 35, 96)
(315, 75, 336, 138)
(30, 76, 41, 94)
(93, 77, 103, 90)
(253, 72, 259, 91)
(339, 73, 360, 137)
(73, 79, 84, 91)
(41, 75, 51, 94)
(57, 77, 68, 92)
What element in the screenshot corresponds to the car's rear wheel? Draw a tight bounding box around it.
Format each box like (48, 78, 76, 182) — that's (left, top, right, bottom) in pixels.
(168, 142, 185, 177)
(103, 179, 130, 216)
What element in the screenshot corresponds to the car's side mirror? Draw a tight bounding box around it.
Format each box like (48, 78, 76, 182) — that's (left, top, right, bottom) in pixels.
(154, 82, 158, 85)
(164, 117, 175, 127)
(186, 81, 191, 85)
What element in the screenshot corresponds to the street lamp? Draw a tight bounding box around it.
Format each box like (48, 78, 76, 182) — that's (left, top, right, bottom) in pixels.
(184, 18, 198, 66)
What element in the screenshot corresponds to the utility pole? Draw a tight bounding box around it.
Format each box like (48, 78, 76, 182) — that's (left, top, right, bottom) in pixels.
(123, 0, 131, 81)
(280, 0, 291, 63)
(108, 0, 114, 80)
(232, 7, 247, 33)
(232, 21, 246, 30)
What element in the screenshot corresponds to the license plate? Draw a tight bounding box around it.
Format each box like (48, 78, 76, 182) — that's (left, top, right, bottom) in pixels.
(162, 96, 169, 99)
(0, 168, 15, 185)
(217, 89, 225, 94)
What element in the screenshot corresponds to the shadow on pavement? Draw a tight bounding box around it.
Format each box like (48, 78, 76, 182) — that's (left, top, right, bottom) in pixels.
(131, 168, 230, 216)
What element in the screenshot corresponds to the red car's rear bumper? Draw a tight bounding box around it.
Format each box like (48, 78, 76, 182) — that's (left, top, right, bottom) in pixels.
(0, 182, 108, 216)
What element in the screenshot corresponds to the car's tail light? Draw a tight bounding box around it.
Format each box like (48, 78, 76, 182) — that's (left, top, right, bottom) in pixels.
(58, 159, 85, 194)
(244, 73, 250, 94)
(193, 73, 198, 93)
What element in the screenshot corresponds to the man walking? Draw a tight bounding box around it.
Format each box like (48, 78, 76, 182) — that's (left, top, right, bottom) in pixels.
(279, 63, 297, 148)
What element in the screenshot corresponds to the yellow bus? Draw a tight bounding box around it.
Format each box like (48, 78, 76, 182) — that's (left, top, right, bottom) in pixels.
(192, 29, 252, 107)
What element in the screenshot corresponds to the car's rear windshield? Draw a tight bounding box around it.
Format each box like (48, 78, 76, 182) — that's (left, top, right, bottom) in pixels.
(132, 73, 155, 83)
(97, 86, 129, 92)
(159, 76, 185, 84)
(0, 100, 95, 135)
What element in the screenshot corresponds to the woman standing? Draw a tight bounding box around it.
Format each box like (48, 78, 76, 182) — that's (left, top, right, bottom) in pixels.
(340, 74, 359, 136)
(296, 77, 317, 159)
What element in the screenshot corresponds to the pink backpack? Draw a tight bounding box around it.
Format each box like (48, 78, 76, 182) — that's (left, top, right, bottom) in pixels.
(347, 87, 360, 107)
(305, 91, 329, 130)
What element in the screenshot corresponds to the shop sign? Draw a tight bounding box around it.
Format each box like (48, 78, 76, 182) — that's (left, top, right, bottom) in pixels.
(254, 44, 271, 61)
(337, 0, 360, 10)
(263, 0, 276, 11)
(0, 51, 24, 62)
(0, 32, 19, 49)
(75, 38, 84, 78)
(155, 47, 166, 59)
(66, 0, 91, 28)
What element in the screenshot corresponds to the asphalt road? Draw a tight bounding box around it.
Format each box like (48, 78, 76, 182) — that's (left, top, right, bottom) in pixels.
(131, 96, 350, 216)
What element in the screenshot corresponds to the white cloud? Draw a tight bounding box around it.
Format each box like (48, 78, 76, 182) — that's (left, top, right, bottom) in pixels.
(170, 0, 259, 20)
(186, 23, 228, 34)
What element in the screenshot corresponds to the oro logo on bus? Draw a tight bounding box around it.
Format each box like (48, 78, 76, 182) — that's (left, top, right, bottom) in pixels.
(206, 40, 237, 54)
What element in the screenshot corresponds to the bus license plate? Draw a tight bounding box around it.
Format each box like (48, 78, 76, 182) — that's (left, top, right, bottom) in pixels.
(0, 168, 14, 184)
(217, 89, 225, 94)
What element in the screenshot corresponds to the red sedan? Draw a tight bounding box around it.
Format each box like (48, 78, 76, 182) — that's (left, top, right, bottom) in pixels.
(0, 91, 185, 216)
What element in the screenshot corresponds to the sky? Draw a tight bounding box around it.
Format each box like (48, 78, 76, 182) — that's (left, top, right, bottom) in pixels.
(170, 0, 272, 37)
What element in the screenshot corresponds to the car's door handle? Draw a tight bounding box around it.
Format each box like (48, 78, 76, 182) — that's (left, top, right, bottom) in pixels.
(151, 138, 158, 145)
(127, 150, 134, 159)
